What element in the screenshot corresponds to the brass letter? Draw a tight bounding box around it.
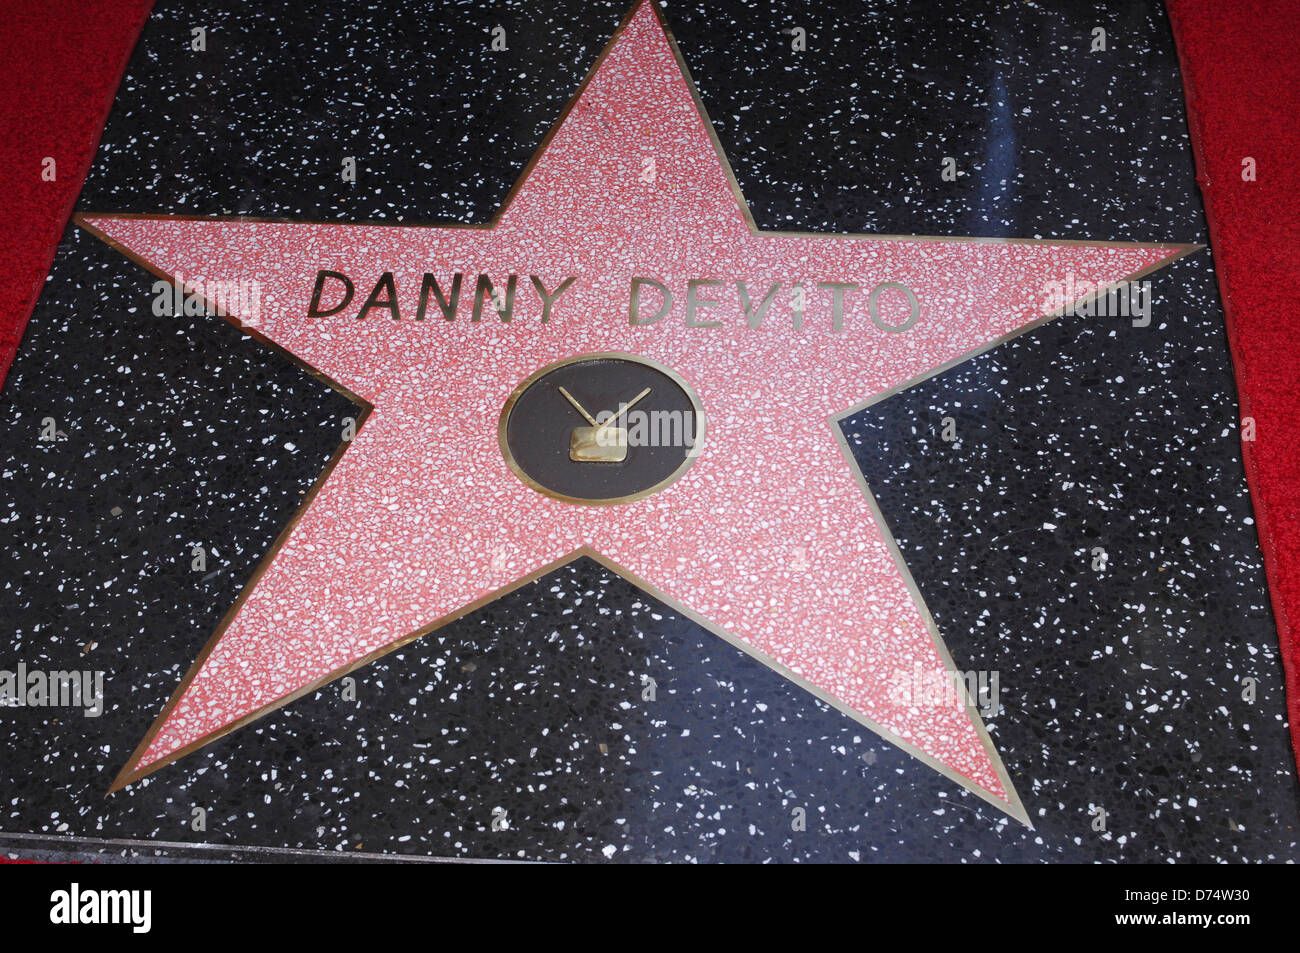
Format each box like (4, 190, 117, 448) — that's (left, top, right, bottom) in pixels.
(357, 272, 401, 321)
(472, 274, 517, 322)
(737, 280, 780, 329)
(307, 270, 354, 318)
(530, 275, 576, 323)
(416, 273, 462, 321)
(685, 279, 723, 328)
(629, 277, 671, 326)
(818, 281, 859, 332)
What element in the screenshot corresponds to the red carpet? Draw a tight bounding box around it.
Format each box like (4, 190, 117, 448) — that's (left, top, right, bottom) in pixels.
(0, 0, 1297, 774)
(0, 0, 153, 387)
(1168, 0, 1300, 771)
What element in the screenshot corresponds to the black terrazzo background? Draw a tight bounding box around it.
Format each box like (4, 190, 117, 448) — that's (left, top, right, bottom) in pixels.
(1, 0, 1297, 862)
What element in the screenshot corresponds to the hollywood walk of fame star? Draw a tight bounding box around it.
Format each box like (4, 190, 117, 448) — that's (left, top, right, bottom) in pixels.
(78, 1, 1196, 823)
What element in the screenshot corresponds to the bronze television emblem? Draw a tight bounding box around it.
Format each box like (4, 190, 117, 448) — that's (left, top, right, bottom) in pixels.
(499, 352, 705, 505)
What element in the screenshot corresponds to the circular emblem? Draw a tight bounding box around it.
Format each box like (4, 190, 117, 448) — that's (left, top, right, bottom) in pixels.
(499, 352, 705, 505)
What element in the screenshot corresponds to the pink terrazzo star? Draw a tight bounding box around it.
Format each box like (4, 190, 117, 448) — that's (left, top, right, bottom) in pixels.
(82, 1, 1193, 821)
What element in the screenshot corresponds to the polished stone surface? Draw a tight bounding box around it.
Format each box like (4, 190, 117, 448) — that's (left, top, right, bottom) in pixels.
(1, 0, 1296, 861)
